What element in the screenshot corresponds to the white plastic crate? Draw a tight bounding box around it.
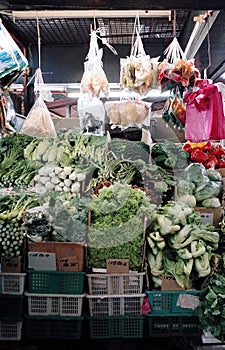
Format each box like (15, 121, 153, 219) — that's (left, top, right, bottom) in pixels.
(0, 320, 22, 341)
(87, 293, 145, 316)
(0, 273, 26, 295)
(25, 292, 85, 317)
(87, 272, 145, 295)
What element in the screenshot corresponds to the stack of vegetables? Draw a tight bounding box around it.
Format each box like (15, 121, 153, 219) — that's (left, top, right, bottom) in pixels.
(32, 163, 87, 194)
(87, 182, 156, 271)
(176, 163, 222, 208)
(0, 134, 39, 189)
(147, 199, 220, 289)
(183, 141, 225, 169)
(151, 141, 190, 170)
(23, 191, 89, 243)
(0, 192, 39, 258)
(196, 255, 225, 342)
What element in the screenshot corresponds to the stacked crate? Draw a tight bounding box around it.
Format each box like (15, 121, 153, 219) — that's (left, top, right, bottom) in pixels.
(0, 272, 26, 341)
(86, 272, 145, 339)
(25, 270, 85, 339)
(146, 290, 201, 337)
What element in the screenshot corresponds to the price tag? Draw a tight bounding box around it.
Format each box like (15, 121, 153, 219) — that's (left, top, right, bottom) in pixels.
(106, 259, 129, 273)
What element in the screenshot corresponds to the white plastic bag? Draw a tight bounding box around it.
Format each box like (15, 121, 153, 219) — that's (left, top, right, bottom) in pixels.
(80, 30, 109, 98)
(120, 30, 159, 96)
(78, 94, 105, 135)
(105, 99, 151, 130)
(21, 96, 56, 138)
(34, 68, 53, 102)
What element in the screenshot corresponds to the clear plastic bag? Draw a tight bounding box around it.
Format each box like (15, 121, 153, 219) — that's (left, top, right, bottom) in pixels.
(34, 68, 53, 102)
(120, 32, 159, 96)
(105, 99, 151, 129)
(78, 94, 105, 135)
(20, 96, 57, 138)
(80, 30, 109, 98)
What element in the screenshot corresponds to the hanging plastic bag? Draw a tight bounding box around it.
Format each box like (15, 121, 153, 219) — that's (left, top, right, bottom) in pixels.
(184, 79, 225, 142)
(80, 29, 110, 98)
(34, 68, 53, 102)
(162, 86, 186, 129)
(0, 20, 28, 87)
(158, 37, 200, 92)
(105, 99, 151, 130)
(20, 96, 56, 138)
(120, 26, 159, 96)
(0, 88, 16, 135)
(78, 94, 105, 135)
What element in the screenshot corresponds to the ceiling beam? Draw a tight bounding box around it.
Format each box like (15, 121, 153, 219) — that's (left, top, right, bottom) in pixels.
(1, 0, 225, 11)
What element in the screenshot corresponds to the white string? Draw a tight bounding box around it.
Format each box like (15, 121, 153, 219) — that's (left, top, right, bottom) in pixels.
(36, 13, 41, 69)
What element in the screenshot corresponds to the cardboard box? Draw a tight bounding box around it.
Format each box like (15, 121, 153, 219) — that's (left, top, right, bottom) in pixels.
(28, 241, 85, 272)
(161, 275, 184, 291)
(194, 207, 223, 228)
(1, 256, 21, 273)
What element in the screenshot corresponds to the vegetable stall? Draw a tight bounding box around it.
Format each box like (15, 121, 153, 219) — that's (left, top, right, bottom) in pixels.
(0, 17, 225, 344)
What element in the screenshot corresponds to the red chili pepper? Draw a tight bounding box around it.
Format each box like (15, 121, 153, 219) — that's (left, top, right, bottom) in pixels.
(190, 148, 209, 163)
(204, 154, 219, 169)
(212, 144, 225, 157)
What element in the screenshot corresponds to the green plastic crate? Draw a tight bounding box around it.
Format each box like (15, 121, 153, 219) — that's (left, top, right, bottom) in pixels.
(25, 315, 83, 339)
(146, 314, 201, 337)
(88, 316, 144, 339)
(146, 290, 200, 315)
(28, 270, 85, 294)
(0, 295, 23, 319)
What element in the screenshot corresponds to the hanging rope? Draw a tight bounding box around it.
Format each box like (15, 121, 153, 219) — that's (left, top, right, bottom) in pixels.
(36, 13, 41, 69)
(164, 9, 185, 63)
(204, 15, 212, 79)
(173, 9, 177, 38)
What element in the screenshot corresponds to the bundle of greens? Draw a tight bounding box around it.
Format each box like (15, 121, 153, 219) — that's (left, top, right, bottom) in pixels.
(0, 134, 39, 188)
(0, 192, 39, 257)
(151, 141, 190, 170)
(147, 199, 220, 289)
(177, 163, 222, 207)
(196, 257, 225, 342)
(87, 183, 156, 271)
(39, 191, 89, 242)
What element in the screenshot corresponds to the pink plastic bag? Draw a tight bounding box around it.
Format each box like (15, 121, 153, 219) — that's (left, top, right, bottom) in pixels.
(184, 80, 225, 142)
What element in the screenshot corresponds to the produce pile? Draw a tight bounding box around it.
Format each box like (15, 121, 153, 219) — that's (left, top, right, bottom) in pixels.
(196, 255, 225, 342)
(183, 141, 225, 169)
(87, 182, 156, 271)
(0, 192, 39, 257)
(177, 163, 222, 208)
(147, 199, 220, 289)
(0, 134, 39, 188)
(151, 141, 190, 170)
